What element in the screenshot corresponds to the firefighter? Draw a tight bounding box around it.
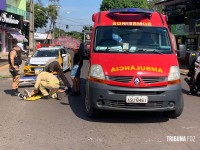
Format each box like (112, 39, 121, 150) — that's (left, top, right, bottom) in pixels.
(45, 58, 72, 93)
(27, 69, 61, 100)
(8, 38, 22, 96)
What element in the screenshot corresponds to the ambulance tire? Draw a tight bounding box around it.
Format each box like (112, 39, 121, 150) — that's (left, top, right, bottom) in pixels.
(164, 96, 184, 119)
(84, 94, 98, 118)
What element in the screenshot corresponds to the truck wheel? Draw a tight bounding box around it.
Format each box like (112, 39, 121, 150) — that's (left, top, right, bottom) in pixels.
(84, 94, 97, 118)
(164, 96, 184, 118)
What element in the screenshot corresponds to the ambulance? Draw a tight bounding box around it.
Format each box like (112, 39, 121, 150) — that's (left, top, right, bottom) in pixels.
(81, 8, 184, 118)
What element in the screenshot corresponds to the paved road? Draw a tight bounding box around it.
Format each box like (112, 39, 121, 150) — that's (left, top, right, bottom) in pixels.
(0, 57, 200, 150)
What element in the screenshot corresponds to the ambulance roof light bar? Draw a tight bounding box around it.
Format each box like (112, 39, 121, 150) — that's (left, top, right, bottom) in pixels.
(109, 8, 154, 14)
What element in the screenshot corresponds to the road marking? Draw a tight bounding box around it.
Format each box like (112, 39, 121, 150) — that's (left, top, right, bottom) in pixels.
(0, 64, 9, 70)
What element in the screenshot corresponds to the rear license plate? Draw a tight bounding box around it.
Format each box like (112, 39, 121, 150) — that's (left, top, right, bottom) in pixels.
(126, 96, 148, 103)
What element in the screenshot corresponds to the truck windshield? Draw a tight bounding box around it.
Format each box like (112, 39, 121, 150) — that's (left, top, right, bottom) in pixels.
(94, 26, 172, 54)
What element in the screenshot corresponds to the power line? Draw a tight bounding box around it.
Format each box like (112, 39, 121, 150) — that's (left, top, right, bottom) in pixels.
(56, 18, 91, 25)
(60, 17, 90, 22)
(56, 22, 92, 26)
(37, 0, 43, 7)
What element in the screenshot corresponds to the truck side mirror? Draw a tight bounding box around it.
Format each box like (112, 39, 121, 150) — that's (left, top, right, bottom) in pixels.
(177, 44, 186, 59)
(79, 42, 90, 60)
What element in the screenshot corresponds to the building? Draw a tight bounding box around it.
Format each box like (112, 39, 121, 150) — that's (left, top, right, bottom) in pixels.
(156, 0, 200, 65)
(34, 32, 53, 44)
(0, 0, 28, 53)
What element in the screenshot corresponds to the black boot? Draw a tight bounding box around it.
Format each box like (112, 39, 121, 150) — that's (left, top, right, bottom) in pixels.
(12, 89, 20, 96)
(18, 93, 26, 100)
(42, 95, 50, 99)
(65, 87, 72, 94)
(56, 93, 62, 100)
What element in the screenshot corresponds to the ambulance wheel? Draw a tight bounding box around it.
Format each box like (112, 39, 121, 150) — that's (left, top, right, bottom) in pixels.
(164, 96, 184, 118)
(84, 94, 97, 118)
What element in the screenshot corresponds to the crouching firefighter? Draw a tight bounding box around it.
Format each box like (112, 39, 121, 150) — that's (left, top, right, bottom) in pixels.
(8, 38, 22, 95)
(45, 58, 72, 94)
(27, 69, 61, 100)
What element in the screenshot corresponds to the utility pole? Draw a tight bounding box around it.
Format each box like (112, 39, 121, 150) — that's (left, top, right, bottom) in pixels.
(49, 0, 60, 44)
(59, 22, 60, 37)
(29, 0, 35, 51)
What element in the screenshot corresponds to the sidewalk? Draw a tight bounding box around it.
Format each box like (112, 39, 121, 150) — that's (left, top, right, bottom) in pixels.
(0, 52, 9, 67)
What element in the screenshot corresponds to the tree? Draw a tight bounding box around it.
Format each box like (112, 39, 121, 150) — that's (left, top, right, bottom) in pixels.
(45, 5, 59, 42)
(26, 2, 48, 30)
(53, 28, 83, 41)
(83, 26, 93, 31)
(100, 0, 148, 11)
(67, 31, 83, 41)
(22, 2, 48, 42)
(34, 4, 48, 29)
(148, 0, 163, 13)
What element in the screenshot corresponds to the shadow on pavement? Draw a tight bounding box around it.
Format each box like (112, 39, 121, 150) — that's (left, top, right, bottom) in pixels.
(67, 78, 169, 123)
(182, 88, 189, 95)
(4, 89, 16, 96)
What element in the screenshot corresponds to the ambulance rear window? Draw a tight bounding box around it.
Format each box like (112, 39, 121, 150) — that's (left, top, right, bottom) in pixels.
(94, 26, 172, 54)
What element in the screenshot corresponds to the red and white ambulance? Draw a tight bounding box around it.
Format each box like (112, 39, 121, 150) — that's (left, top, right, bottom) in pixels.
(81, 8, 184, 118)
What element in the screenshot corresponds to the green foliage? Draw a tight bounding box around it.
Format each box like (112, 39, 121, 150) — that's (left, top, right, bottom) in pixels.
(67, 31, 83, 41)
(54, 28, 83, 41)
(46, 5, 58, 22)
(131, 0, 148, 9)
(100, 0, 148, 11)
(83, 26, 93, 31)
(148, 0, 163, 13)
(34, 3, 48, 29)
(0, 75, 11, 79)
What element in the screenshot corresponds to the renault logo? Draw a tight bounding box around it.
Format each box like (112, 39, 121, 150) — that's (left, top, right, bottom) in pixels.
(134, 77, 140, 85)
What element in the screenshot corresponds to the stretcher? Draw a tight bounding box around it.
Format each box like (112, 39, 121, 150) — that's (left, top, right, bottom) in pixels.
(19, 75, 61, 86)
(19, 76, 36, 86)
(25, 94, 43, 101)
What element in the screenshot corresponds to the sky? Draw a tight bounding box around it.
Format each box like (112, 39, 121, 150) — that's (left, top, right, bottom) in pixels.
(38, 0, 102, 32)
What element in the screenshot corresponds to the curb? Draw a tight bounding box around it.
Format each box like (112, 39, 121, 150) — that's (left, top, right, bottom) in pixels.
(0, 64, 9, 70)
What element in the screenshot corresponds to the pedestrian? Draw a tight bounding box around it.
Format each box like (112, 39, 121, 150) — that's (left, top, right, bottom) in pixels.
(36, 42, 41, 50)
(194, 55, 200, 80)
(45, 58, 72, 94)
(21, 69, 61, 100)
(8, 38, 22, 96)
(188, 54, 200, 95)
(70, 43, 84, 96)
